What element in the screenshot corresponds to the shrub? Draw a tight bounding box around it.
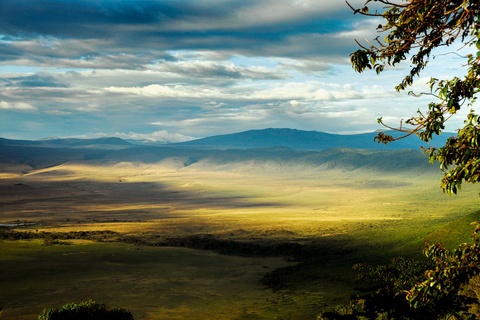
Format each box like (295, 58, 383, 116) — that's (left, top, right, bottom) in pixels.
(38, 299, 134, 320)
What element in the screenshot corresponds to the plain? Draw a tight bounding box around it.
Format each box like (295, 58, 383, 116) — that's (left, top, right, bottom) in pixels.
(1, 156, 479, 319)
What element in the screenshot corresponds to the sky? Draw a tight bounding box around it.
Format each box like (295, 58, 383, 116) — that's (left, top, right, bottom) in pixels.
(0, 0, 475, 142)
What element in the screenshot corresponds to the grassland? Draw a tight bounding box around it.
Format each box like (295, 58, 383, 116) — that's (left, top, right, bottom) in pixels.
(1, 160, 479, 319)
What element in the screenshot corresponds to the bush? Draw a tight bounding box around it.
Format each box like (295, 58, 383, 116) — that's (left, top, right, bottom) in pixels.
(318, 224, 480, 319)
(38, 300, 134, 320)
(318, 257, 433, 320)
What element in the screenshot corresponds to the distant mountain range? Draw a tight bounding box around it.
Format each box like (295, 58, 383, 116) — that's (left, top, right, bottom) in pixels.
(0, 137, 131, 149)
(0, 128, 448, 174)
(173, 128, 451, 150)
(1, 128, 452, 151)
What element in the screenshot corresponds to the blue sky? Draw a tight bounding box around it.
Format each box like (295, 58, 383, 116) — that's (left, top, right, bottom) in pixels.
(0, 0, 474, 142)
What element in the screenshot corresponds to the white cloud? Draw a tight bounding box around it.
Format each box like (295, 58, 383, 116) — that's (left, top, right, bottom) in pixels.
(0, 101, 36, 111)
(102, 79, 387, 103)
(106, 130, 196, 143)
(44, 109, 71, 115)
(0, 0, 471, 140)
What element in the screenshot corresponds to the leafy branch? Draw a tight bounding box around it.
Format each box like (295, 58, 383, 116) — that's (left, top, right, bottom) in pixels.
(349, 0, 480, 193)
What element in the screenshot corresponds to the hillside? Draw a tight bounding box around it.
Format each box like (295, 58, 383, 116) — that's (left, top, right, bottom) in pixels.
(0, 139, 437, 175)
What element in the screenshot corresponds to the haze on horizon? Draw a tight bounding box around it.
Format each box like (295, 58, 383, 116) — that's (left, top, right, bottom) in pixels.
(0, 0, 474, 143)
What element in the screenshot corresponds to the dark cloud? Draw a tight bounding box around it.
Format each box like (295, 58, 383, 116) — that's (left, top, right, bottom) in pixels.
(0, 0, 360, 60)
(10, 73, 69, 88)
(0, 1, 245, 38)
(0, 0, 402, 141)
(154, 60, 288, 82)
(0, 42, 22, 61)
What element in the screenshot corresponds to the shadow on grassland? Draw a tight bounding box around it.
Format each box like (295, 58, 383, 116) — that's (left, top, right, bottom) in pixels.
(0, 175, 286, 224)
(0, 225, 388, 298)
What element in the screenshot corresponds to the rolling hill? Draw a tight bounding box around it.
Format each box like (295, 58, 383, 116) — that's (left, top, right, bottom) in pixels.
(0, 128, 442, 175)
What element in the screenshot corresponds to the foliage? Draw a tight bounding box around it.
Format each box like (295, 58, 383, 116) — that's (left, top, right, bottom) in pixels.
(38, 299, 134, 320)
(406, 223, 480, 318)
(318, 224, 480, 319)
(348, 0, 480, 194)
(0, 227, 306, 258)
(0, 227, 123, 242)
(341, 1, 480, 318)
(317, 257, 433, 319)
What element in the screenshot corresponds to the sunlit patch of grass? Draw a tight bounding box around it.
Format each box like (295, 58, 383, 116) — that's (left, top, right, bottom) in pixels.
(422, 210, 480, 248)
(0, 173, 19, 179)
(1, 161, 480, 318)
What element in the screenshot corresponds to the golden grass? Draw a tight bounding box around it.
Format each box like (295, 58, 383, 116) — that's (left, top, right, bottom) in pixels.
(1, 161, 479, 319)
(2, 161, 478, 238)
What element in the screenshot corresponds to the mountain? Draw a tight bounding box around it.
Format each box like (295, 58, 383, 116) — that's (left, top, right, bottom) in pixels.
(0, 137, 132, 150)
(0, 128, 452, 174)
(174, 128, 451, 150)
(0, 135, 438, 175)
(0, 137, 136, 169)
(0, 128, 452, 151)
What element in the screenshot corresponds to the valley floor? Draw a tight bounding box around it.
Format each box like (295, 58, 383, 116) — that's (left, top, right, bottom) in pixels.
(1, 161, 479, 319)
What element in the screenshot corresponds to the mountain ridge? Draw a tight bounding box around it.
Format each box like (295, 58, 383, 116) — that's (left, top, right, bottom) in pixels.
(0, 128, 452, 151)
(172, 128, 450, 150)
(0, 136, 132, 149)
(0, 128, 449, 174)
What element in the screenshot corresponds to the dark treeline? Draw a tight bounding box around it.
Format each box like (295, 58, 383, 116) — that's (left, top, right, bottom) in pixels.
(0, 226, 354, 295)
(0, 228, 122, 243)
(0, 227, 307, 259)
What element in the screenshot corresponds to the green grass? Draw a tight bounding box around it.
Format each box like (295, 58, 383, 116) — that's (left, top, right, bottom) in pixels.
(1, 240, 319, 320)
(1, 162, 480, 319)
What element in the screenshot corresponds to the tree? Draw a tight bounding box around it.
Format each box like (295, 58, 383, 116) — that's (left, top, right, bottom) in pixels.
(321, 1, 480, 317)
(406, 223, 480, 319)
(318, 257, 434, 319)
(348, 0, 480, 194)
(318, 225, 480, 319)
(38, 300, 134, 320)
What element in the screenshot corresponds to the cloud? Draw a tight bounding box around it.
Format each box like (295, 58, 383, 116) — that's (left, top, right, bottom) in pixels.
(0, 0, 468, 141)
(102, 79, 386, 103)
(96, 130, 196, 143)
(146, 89, 401, 137)
(44, 109, 71, 116)
(153, 59, 288, 80)
(0, 0, 365, 65)
(10, 72, 69, 88)
(0, 101, 36, 110)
